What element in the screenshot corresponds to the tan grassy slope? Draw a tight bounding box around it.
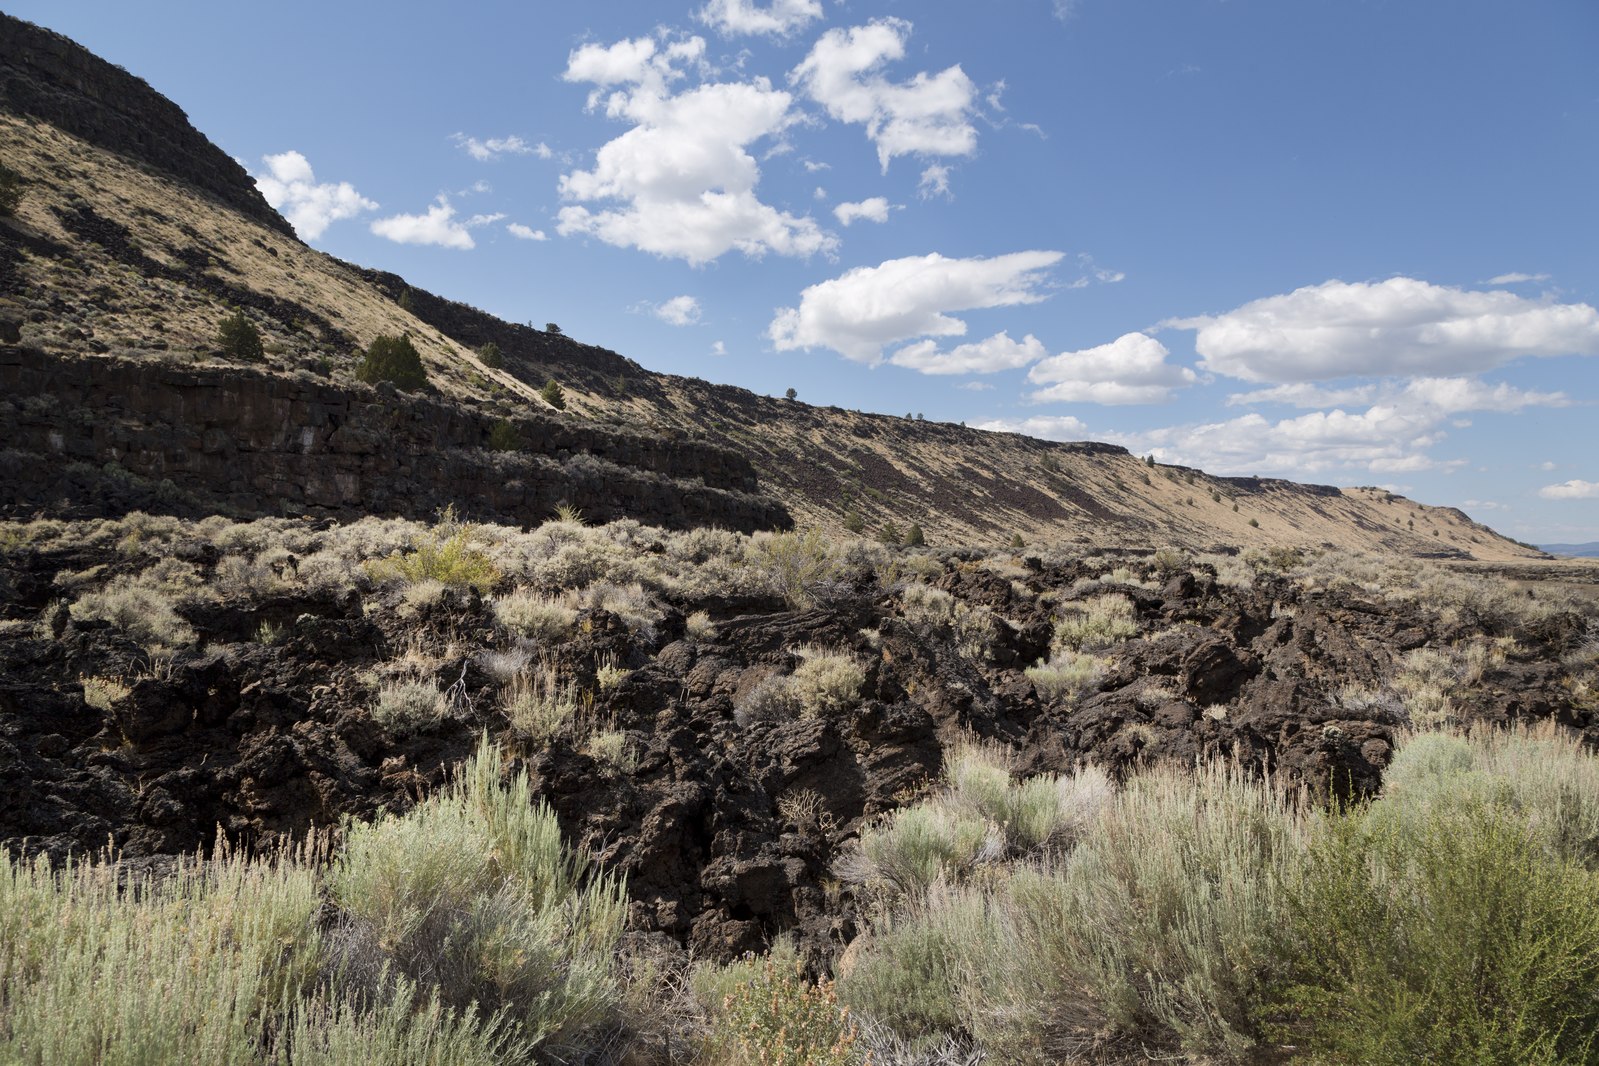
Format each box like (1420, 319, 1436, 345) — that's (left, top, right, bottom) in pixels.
(0, 111, 1540, 561)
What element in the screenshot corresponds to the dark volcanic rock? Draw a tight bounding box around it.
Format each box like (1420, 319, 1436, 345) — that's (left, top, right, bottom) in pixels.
(0, 345, 791, 533)
(0, 539, 1592, 966)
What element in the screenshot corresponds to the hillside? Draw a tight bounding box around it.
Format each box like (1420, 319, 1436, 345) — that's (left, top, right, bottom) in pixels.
(0, 13, 1543, 560)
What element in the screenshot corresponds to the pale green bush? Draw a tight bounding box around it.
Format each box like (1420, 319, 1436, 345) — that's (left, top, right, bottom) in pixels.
(746, 528, 843, 608)
(492, 589, 578, 642)
(329, 737, 625, 1056)
(733, 672, 800, 726)
(0, 843, 322, 1064)
(70, 576, 196, 652)
(502, 664, 584, 745)
(372, 680, 447, 732)
(790, 647, 866, 717)
(849, 804, 1002, 898)
(1052, 594, 1138, 652)
(285, 985, 526, 1066)
(1024, 650, 1105, 705)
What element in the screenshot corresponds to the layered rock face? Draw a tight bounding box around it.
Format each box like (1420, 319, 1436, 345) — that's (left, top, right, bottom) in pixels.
(0, 346, 790, 531)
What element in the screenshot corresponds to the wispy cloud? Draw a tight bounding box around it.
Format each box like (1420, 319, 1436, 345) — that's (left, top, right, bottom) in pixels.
(452, 133, 537, 161)
(507, 223, 548, 241)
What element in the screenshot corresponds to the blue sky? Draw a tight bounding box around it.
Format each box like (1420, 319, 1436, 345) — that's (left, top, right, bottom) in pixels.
(12, 0, 1599, 542)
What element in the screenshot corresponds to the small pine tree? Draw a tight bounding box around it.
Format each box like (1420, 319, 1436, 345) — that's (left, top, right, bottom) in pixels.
(545, 323, 563, 335)
(487, 419, 521, 452)
(903, 523, 925, 547)
(843, 508, 865, 534)
(0, 163, 23, 217)
(540, 378, 567, 410)
(216, 311, 263, 361)
(356, 334, 428, 391)
(878, 520, 902, 545)
(477, 341, 503, 369)
(398, 289, 417, 313)
(1145, 454, 1156, 467)
(784, 387, 798, 400)
(1010, 532, 1026, 549)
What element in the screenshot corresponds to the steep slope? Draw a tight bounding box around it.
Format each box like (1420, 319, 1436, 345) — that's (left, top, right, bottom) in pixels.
(0, 12, 1544, 560)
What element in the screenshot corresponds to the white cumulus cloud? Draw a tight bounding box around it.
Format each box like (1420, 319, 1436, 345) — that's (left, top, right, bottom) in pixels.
(983, 372, 1567, 478)
(698, 0, 822, 37)
(975, 415, 1091, 440)
(889, 331, 1046, 375)
(1026, 332, 1198, 405)
(1540, 480, 1599, 500)
(507, 223, 548, 241)
(791, 19, 978, 171)
(653, 295, 702, 326)
(1171, 277, 1599, 383)
(252, 151, 376, 240)
(558, 36, 834, 264)
(769, 250, 1063, 363)
(452, 134, 536, 161)
(833, 197, 891, 226)
(370, 197, 491, 250)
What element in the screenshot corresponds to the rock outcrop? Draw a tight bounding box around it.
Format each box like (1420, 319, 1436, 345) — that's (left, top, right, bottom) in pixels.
(0, 13, 293, 237)
(0, 345, 790, 531)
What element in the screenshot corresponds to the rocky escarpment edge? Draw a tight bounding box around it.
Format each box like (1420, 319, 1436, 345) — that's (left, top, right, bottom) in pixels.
(0, 346, 792, 532)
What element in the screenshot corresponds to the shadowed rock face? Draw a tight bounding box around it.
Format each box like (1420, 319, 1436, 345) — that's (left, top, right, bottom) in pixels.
(0, 13, 293, 237)
(0, 346, 791, 532)
(3, 531, 1591, 966)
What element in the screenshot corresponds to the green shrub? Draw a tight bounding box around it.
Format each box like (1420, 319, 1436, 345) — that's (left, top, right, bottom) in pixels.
(216, 310, 263, 361)
(364, 523, 498, 594)
(700, 954, 863, 1065)
(356, 334, 427, 391)
(1276, 799, 1599, 1063)
(475, 341, 503, 369)
(0, 843, 322, 1064)
(486, 419, 520, 452)
(285, 985, 526, 1065)
(903, 522, 925, 547)
(501, 663, 585, 745)
(540, 378, 566, 410)
(1026, 762, 1303, 1057)
(853, 804, 1000, 898)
